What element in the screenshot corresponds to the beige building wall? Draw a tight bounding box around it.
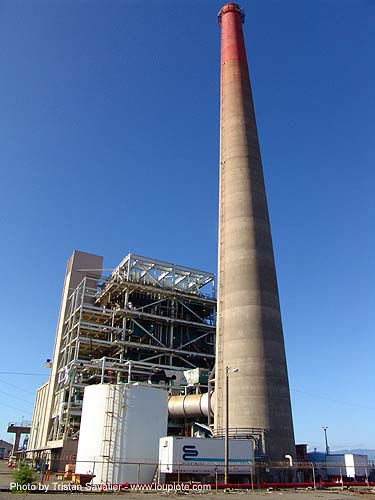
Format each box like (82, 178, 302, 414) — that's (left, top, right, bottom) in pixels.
(28, 250, 103, 451)
(28, 381, 49, 451)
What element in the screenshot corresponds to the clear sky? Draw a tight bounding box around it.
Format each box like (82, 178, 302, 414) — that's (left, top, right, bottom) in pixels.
(0, 0, 374, 451)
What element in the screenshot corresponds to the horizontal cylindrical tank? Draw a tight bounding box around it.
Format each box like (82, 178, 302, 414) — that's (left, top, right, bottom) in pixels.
(168, 392, 214, 418)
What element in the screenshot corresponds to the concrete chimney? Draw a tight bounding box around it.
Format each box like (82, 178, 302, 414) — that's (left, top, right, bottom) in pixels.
(214, 3, 295, 461)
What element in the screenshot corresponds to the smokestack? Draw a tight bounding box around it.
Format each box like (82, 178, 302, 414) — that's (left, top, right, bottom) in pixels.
(214, 3, 295, 461)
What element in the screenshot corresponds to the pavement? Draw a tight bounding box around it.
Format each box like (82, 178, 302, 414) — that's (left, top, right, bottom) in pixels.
(0, 460, 14, 491)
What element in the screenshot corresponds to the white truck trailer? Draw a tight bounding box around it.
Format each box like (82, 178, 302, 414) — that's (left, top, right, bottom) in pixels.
(159, 436, 254, 476)
(326, 454, 368, 479)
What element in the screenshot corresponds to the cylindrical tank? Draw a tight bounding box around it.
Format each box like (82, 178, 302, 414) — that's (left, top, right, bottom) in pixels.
(214, 3, 295, 461)
(168, 392, 213, 418)
(75, 384, 168, 484)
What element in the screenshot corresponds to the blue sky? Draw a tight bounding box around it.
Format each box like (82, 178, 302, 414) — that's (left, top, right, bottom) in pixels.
(0, 0, 374, 451)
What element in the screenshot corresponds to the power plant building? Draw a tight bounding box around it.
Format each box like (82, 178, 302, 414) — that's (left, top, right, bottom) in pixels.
(27, 1, 296, 478)
(28, 250, 216, 468)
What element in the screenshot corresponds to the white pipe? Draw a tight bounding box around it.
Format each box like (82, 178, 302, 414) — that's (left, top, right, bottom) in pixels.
(168, 392, 214, 418)
(285, 454, 293, 466)
(125, 361, 132, 382)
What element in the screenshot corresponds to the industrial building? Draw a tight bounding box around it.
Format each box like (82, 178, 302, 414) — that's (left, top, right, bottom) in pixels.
(27, 2, 298, 483)
(28, 250, 216, 470)
(0, 439, 13, 460)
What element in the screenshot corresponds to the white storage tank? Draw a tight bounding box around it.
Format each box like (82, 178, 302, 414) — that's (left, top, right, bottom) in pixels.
(75, 383, 168, 484)
(159, 436, 254, 476)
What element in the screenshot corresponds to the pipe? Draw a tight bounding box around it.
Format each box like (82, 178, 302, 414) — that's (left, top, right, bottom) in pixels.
(285, 454, 293, 466)
(207, 379, 213, 426)
(168, 392, 215, 418)
(101, 357, 106, 383)
(125, 361, 132, 382)
(207, 367, 215, 427)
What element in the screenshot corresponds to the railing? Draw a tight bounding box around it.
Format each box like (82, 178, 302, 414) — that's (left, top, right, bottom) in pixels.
(8, 421, 32, 428)
(213, 427, 266, 438)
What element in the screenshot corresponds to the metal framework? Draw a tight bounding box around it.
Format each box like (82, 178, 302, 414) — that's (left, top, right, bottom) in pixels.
(48, 254, 216, 441)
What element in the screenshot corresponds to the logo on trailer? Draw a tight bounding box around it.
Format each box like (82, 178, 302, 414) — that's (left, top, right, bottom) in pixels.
(182, 445, 198, 460)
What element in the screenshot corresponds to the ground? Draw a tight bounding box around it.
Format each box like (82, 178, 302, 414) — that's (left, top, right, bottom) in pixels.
(1, 460, 374, 500)
(1, 489, 374, 500)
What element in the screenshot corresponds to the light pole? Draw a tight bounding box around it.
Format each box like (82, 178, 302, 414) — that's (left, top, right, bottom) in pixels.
(225, 366, 239, 485)
(322, 426, 329, 455)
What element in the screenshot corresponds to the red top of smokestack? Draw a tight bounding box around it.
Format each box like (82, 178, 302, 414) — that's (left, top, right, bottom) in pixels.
(219, 3, 247, 64)
(218, 3, 245, 24)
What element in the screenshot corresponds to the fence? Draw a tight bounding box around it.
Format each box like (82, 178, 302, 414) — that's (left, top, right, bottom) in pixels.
(17, 456, 375, 491)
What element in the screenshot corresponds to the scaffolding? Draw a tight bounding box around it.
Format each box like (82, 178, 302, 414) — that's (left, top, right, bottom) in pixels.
(48, 253, 216, 442)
